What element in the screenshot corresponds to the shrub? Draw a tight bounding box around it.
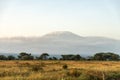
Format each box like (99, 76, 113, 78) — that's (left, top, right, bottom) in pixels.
(62, 64, 68, 69)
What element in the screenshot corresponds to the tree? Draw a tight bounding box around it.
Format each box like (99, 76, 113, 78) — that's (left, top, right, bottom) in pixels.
(18, 52, 34, 60)
(7, 55, 16, 60)
(52, 57, 58, 60)
(74, 54, 81, 60)
(39, 53, 49, 60)
(61, 55, 73, 60)
(93, 52, 120, 61)
(61, 54, 82, 60)
(0, 55, 7, 60)
(48, 57, 58, 60)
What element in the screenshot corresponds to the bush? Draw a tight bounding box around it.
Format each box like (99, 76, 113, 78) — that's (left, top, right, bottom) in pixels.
(62, 64, 68, 69)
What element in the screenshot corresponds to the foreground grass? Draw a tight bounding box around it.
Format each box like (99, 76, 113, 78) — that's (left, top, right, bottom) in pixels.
(0, 60, 120, 80)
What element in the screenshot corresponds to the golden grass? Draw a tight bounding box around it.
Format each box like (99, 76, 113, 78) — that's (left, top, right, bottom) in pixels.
(0, 60, 120, 80)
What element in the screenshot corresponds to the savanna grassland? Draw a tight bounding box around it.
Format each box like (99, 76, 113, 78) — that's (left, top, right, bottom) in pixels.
(0, 61, 120, 80)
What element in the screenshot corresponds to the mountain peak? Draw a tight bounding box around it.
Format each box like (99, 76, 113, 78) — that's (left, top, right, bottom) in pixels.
(44, 31, 74, 35)
(42, 31, 82, 39)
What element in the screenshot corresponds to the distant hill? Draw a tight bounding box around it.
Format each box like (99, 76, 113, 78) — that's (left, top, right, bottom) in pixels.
(0, 31, 120, 56)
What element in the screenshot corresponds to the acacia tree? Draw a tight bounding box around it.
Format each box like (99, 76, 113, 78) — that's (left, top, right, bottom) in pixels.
(7, 55, 16, 60)
(18, 52, 34, 60)
(93, 52, 120, 61)
(39, 53, 49, 60)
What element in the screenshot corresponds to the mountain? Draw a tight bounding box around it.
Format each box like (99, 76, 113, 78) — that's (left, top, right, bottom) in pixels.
(0, 31, 120, 56)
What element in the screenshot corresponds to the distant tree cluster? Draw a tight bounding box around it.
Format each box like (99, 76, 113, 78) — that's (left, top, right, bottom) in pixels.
(93, 52, 119, 61)
(0, 52, 119, 61)
(60, 54, 82, 60)
(0, 55, 15, 60)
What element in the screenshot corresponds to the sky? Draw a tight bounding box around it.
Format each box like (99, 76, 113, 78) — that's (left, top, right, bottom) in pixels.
(0, 0, 120, 39)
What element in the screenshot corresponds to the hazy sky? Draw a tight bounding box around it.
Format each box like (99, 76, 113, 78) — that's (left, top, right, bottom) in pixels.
(0, 0, 120, 39)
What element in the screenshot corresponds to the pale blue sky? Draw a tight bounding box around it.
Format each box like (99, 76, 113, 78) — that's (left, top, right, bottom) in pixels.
(0, 0, 120, 39)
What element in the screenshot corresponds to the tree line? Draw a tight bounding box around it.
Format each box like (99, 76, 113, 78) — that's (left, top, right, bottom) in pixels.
(0, 52, 119, 61)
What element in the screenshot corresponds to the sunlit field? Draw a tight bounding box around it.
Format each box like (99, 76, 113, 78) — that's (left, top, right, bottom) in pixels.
(0, 61, 120, 80)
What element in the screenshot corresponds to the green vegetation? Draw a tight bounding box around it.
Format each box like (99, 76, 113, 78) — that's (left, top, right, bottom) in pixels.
(93, 52, 120, 61)
(18, 52, 34, 60)
(0, 52, 120, 61)
(37, 53, 49, 60)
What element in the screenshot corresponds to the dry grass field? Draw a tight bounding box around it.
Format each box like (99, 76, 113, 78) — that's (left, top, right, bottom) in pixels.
(0, 60, 120, 80)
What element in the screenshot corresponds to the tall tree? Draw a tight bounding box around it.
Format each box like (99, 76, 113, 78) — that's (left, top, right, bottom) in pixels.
(39, 53, 49, 60)
(18, 52, 34, 60)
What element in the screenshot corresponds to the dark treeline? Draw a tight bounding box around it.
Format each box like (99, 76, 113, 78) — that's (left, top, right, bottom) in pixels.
(0, 52, 119, 61)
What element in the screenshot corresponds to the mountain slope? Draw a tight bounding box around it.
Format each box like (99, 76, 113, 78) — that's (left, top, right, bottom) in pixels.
(0, 31, 120, 56)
